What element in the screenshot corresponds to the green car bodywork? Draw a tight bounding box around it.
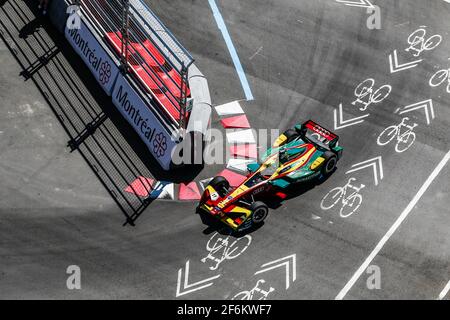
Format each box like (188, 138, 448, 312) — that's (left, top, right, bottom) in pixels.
(246, 121, 343, 189)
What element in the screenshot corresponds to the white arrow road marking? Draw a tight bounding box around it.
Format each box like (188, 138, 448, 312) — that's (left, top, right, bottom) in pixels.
(397, 99, 435, 125)
(337, 150, 450, 300)
(345, 156, 384, 186)
(438, 281, 450, 300)
(335, 0, 375, 9)
(334, 103, 370, 130)
(254, 254, 297, 290)
(176, 260, 221, 297)
(389, 49, 423, 73)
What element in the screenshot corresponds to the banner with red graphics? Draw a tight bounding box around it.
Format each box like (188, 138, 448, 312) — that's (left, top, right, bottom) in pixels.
(304, 120, 338, 141)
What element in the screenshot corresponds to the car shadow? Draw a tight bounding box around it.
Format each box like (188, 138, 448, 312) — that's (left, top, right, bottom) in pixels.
(198, 209, 264, 238)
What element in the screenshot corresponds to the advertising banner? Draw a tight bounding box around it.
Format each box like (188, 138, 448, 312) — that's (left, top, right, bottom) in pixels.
(65, 15, 119, 95)
(112, 75, 177, 170)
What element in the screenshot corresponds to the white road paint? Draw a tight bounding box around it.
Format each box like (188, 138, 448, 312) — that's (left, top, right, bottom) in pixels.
(389, 49, 422, 73)
(320, 177, 365, 218)
(429, 68, 450, 93)
(345, 156, 384, 186)
(226, 129, 256, 144)
(396, 99, 435, 125)
(335, 0, 375, 9)
(232, 279, 275, 300)
(405, 27, 442, 57)
(227, 158, 255, 172)
(202, 233, 252, 270)
(334, 103, 370, 130)
(208, 0, 254, 101)
(215, 101, 245, 116)
(438, 280, 450, 300)
(377, 118, 417, 153)
(176, 260, 221, 297)
(352, 78, 392, 111)
(336, 150, 450, 300)
(149, 182, 175, 200)
(254, 254, 297, 290)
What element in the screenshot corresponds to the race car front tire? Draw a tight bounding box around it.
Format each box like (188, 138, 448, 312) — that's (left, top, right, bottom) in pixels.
(250, 201, 269, 225)
(208, 176, 230, 197)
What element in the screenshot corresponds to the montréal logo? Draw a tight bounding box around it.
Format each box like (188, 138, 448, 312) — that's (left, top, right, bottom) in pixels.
(153, 132, 167, 158)
(99, 61, 112, 85)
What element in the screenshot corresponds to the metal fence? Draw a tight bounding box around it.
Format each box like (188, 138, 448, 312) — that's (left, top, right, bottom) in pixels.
(71, 0, 194, 129)
(0, 0, 166, 225)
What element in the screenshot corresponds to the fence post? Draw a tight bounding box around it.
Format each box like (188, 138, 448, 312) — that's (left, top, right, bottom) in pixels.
(120, 0, 130, 73)
(179, 62, 188, 129)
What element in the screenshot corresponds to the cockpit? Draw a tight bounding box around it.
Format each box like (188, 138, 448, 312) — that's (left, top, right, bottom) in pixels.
(279, 146, 307, 164)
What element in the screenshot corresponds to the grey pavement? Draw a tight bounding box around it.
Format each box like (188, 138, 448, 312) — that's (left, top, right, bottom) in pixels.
(0, 0, 449, 299)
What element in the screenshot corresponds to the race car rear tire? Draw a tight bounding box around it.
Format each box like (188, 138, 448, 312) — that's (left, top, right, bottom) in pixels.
(283, 129, 299, 144)
(208, 176, 230, 197)
(321, 151, 337, 175)
(250, 201, 269, 225)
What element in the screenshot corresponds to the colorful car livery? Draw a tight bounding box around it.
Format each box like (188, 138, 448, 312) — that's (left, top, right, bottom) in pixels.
(197, 120, 343, 232)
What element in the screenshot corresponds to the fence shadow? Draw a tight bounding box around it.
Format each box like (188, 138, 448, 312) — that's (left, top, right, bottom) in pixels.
(0, 0, 202, 225)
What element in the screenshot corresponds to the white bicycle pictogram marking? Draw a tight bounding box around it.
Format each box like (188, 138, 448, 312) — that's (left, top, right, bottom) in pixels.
(201, 232, 252, 271)
(320, 178, 365, 218)
(231, 279, 275, 300)
(352, 78, 392, 111)
(429, 67, 450, 93)
(405, 27, 442, 57)
(377, 117, 418, 153)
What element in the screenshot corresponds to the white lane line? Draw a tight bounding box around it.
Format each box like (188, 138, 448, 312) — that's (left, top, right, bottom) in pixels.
(208, 0, 254, 101)
(438, 281, 450, 300)
(336, 150, 450, 300)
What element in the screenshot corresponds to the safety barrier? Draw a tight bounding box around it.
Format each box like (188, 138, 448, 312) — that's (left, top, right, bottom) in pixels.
(65, 16, 120, 95)
(111, 71, 178, 170)
(47, 0, 211, 171)
(75, 0, 192, 129)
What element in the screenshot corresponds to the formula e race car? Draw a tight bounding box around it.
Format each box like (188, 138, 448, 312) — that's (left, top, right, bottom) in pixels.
(197, 120, 343, 232)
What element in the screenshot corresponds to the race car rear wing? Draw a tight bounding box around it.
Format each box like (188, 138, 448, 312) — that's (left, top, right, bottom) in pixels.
(303, 120, 338, 142)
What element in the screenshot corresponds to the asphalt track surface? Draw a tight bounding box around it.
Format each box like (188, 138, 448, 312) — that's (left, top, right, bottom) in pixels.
(0, 0, 449, 299)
